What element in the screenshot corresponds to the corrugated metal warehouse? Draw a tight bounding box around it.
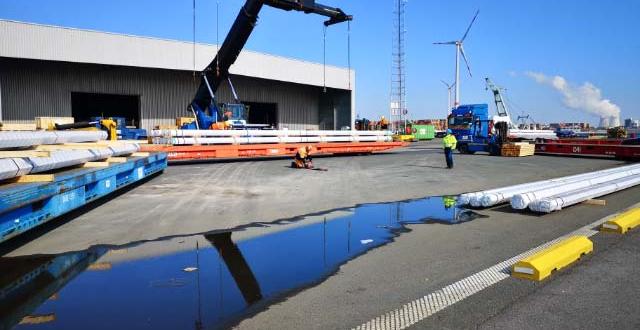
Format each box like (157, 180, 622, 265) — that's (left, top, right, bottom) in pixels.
(0, 20, 355, 131)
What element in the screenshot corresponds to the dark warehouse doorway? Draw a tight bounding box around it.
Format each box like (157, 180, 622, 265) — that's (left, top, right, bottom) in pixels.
(71, 92, 141, 127)
(244, 102, 277, 128)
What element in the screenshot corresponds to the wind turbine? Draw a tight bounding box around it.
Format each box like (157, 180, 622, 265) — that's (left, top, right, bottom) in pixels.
(434, 10, 479, 110)
(440, 80, 456, 111)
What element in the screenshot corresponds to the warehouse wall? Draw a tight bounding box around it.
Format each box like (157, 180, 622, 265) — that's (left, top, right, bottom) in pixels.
(0, 58, 351, 131)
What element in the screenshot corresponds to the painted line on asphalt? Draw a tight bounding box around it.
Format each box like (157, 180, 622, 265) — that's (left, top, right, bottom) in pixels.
(352, 213, 616, 330)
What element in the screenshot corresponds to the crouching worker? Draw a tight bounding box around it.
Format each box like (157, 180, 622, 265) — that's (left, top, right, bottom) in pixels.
(292, 145, 314, 169)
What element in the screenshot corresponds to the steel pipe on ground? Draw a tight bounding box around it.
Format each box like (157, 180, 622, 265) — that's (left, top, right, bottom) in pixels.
(529, 174, 640, 213)
(510, 166, 640, 209)
(459, 164, 640, 207)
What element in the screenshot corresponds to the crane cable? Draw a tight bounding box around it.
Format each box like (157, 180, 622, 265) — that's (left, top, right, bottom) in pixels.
(347, 20, 351, 91)
(323, 25, 327, 93)
(323, 21, 352, 93)
(192, 0, 196, 80)
(216, 0, 220, 77)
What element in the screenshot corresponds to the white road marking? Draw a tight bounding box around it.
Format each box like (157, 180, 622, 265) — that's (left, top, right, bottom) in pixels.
(352, 213, 615, 330)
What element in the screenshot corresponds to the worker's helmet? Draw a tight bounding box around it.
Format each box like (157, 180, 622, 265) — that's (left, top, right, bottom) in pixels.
(447, 129, 453, 134)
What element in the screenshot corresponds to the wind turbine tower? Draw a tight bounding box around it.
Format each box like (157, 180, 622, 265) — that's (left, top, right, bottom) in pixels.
(434, 10, 479, 110)
(440, 80, 456, 113)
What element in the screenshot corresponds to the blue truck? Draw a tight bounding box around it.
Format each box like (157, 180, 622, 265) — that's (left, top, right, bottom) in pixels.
(448, 104, 507, 155)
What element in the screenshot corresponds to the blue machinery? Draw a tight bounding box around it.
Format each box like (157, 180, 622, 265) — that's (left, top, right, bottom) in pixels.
(184, 0, 352, 130)
(0, 153, 167, 243)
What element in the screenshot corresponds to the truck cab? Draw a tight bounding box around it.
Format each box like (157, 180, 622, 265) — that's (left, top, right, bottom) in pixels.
(448, 104, 502, 155)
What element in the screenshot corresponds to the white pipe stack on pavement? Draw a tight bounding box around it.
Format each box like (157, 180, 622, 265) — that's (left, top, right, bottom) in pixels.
(458, 164, 640, 213)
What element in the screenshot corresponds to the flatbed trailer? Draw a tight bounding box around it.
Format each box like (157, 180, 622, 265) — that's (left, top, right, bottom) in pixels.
(535, 139, 640, 160)
(0, 152, 167, 243)
(141, 142, 407, 162)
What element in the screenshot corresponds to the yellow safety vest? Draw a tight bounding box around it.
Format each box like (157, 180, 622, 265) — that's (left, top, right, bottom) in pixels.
(443, 134, 457, 149)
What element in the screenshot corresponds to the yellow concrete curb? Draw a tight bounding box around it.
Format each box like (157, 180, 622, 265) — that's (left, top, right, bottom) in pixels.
(512, 235, 593, 281)
(601, 208, 640, 234)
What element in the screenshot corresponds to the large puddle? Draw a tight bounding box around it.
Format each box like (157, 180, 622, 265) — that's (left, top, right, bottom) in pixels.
(0, 196, 482, 329)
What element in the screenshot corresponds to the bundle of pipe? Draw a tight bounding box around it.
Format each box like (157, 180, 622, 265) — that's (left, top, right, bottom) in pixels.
(109, 143, 139, 156)
(0, 131, 107, 149)
(510, 165, 640, 209)
(151, 129, 393, 145)
(459, 164, 640, 207)
(0, 143, 140, 180)
(0, 158, 32, 180)
(529, 174, 640, 213)
(508, 129, 558, 140)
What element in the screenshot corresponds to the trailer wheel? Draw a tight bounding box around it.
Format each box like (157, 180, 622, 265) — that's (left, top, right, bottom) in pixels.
(459, 144, 474, 154)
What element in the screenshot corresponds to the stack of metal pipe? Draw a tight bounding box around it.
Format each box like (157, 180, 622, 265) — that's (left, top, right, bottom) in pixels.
(0, 131, 139, 181)
(151, 129, 393, 145)
(458, 164, 640, 213)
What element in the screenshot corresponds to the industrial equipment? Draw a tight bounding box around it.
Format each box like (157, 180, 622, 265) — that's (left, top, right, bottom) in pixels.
(183, 0, 352, 130)
(449, 78, 556, 155)
(54, 117, 147, 140)
(485, 78, 557, 140)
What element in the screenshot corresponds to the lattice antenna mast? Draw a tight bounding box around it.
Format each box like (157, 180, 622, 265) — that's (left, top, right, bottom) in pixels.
(390, 0, 407, 133)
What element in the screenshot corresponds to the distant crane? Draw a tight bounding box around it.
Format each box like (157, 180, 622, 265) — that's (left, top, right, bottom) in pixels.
(440, 80, 456, 113)
(434, 10, 479, 109)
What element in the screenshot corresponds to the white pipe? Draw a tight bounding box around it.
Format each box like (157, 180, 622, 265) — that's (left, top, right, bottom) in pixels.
(0, 158, 32, 180)
(529, 174, 640, 213)
(0, 144, 140, 179)
(0, 131, 107, 149)
(460, 164, 640, 207)
(152, 135, 392, 145)
(151, 129, 392, 138)
(478, 164, 640, 207)
(510, 166, 640, 209)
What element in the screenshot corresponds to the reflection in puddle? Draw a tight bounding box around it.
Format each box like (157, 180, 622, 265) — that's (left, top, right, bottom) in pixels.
(0, 196, 483, 329)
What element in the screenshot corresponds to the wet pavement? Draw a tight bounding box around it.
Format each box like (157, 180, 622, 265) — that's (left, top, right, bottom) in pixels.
(0, 196, 482, 330)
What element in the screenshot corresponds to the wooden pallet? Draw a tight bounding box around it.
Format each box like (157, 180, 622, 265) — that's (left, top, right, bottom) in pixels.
(501, 142, 535, 157)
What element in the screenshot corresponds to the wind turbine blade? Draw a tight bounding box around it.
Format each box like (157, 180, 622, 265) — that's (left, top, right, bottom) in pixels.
(460, 45, 473, 77)
(461, 9, 480, 42)
(433, 41, 457, 45)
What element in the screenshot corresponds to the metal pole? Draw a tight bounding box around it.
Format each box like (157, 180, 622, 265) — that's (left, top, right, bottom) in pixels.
(455, 44, 460, 108)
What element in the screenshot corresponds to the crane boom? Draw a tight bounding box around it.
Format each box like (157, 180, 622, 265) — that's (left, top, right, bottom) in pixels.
(191, 0, 352, 113)
(484, 77, 510, 118)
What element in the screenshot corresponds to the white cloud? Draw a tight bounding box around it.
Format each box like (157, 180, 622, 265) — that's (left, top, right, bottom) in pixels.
(524, 71, 621, 121)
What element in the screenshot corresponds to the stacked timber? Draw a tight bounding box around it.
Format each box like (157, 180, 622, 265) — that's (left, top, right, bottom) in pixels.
(0, 131, 140, 181)
(501, 142, 535, 157)
(151, 129, 393, 145)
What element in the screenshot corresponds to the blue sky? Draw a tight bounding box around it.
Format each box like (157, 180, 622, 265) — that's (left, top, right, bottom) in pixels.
(1, 0, 638, 124)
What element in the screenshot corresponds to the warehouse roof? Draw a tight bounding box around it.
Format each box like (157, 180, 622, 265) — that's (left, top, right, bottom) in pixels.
(0, 19, 353, 90)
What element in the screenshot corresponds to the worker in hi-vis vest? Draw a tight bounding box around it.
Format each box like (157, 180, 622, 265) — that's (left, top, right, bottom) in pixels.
(442, 129, 457, 169)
